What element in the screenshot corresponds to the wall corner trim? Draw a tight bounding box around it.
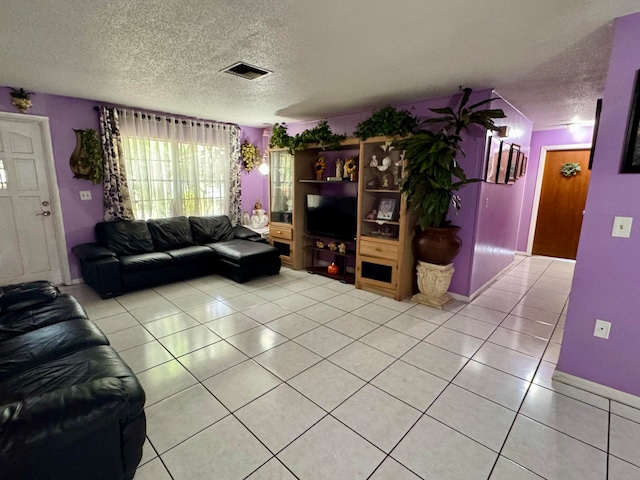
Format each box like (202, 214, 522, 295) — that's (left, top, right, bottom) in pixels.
(553, 370, 640, 409)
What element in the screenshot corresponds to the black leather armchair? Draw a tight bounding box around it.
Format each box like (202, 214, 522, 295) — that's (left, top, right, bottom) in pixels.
(0, 281, 146, 480)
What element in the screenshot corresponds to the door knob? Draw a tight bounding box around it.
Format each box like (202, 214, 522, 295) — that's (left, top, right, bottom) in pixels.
(36, 211, 51, 216)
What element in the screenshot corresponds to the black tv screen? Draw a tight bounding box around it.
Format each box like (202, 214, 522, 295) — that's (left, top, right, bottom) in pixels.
(306, 195, 357, 240)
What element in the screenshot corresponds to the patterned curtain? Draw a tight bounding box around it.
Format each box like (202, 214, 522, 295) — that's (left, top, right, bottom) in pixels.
(99, 107, 134, 221)
(229, 126, 242, 225)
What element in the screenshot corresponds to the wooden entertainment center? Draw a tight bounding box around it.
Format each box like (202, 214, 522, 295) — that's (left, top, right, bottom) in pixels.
(268, 137, 415, 300)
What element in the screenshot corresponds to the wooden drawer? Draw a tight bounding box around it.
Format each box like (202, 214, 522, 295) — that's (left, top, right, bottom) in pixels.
(270, 225, 293, 240)
(359, 239, 398, 261)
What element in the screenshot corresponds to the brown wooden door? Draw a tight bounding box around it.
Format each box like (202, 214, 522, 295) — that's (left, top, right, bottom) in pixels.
(532, 149, 591, 259)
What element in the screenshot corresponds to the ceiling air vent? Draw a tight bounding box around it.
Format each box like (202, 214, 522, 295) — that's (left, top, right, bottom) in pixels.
(222, 62, 272, 80)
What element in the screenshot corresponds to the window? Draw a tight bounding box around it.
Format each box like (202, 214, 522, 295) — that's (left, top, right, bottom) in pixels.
(0, 159, 7, 189)
(120, 110, 233, 220)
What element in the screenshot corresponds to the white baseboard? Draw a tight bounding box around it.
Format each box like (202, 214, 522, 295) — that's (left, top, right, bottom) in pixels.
(448, 258, 519, 303)
(515, 251, 529, 256)
(71, 278, 84, 285)
(449, 292, 471, 303)
(552, 370, 640, 409)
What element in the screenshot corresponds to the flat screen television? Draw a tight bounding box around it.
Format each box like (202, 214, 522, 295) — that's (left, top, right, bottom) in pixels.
(306, 194, 357, 240)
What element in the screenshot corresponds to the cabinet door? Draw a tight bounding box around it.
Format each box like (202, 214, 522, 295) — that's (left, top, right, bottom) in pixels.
(356, 255, 398, 290)
(270, 150, 294, 224)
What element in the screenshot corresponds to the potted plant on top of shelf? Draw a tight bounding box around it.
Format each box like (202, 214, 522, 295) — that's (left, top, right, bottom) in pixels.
(269, 121, 346, 154)
(354, 106, 419, 140)
(398, 87, 506, 307)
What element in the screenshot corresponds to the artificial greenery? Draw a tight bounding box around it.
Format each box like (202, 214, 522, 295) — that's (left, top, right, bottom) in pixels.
(9, 87, 34, 99)
(269, 123, 294, 151)
(240, 140, 260, 172)
(399, 87, 506, 229)
(354, 106, 418, 140)
(80, 129, 104, 184)
(560, 162, 581, 177)
(269, 121, 346, 154)
(296, 120, 346, 151)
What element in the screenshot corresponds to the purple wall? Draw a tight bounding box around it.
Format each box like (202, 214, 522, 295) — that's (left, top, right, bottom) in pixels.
(516, 126, 594, 252)
(239, 127, 269, 215)
(469, 96, 533, 294)
(0, 88, 261, 280)
(556, 12, 640, 397)
(280, 90, 532, 297)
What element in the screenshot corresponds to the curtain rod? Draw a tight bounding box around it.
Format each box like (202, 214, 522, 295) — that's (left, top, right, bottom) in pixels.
(92, 106, 238, 129)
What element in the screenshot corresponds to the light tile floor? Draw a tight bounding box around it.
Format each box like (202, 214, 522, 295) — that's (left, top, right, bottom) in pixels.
(60, 255, 640, 480)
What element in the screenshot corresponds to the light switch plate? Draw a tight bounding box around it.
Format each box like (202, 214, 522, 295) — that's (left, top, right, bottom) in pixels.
(79, 191, 92, 201)
(611, 216, 632, 238)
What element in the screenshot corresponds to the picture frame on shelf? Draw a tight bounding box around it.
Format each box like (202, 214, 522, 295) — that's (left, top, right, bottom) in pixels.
(376, 198, 397, 221)
(621, 69, 640, 173)
(484, 135, 501, 182)
(507, 144, 521, 184)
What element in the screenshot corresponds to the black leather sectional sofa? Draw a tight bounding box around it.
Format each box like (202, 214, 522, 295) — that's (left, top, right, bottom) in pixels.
(73, 215, 281, 298)
(0, 280, 146, 480)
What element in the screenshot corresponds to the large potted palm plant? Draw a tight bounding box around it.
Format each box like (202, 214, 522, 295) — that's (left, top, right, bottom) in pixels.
(399, 87, 505, 306)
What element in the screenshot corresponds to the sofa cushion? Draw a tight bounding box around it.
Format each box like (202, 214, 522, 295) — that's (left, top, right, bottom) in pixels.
(189, 215, 234, 244)
(96, 221, 155, 256)
(147, 216, 194, 251)
(0, 319, 109, 381)
(0, 280, 58, 313)
(207, 239, 280, 265)
(0, 294, 87, 342)
(119, 252, 174, 272)
(165, 246, 216, 264)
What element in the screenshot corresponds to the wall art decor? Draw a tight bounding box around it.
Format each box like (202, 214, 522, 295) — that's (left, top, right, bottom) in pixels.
(484, 135, 501, 182)
(622, 69, 640, 173)
(495, 141, 511, 184)
(507, 144, 521, 184)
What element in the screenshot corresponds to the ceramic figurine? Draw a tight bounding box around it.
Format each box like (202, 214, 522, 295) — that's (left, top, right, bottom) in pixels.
(335, 159, 343, 178)
(370, 155, 378, 167)
(338, 243, 346, 254)
(365, 209, 377, 220)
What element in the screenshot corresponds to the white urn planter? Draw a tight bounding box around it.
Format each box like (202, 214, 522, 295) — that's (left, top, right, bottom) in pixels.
(412, 261, 455, 309)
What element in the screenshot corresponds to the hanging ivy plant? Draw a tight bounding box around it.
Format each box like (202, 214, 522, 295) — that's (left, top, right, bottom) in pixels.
(295, 120, 346, 151)
(80, 129, 104, 184)
(353, 105, 419, 140)
(269, 123, 294, 152)
(560, 162, 581, 177)
(269, 120, 346, 154)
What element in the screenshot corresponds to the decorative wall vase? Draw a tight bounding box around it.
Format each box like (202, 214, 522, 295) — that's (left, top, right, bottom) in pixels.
(413, 226, 462, 265)
(328, 263, 339, 275)
(69, 129, 103, 183)
(11, 97, 32, 114)
(316, 171, 323, 181)
(9, 88, 34, 114)
(70, 130, 93, 180)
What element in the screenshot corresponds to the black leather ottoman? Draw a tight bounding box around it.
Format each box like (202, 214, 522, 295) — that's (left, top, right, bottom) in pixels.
(207, 238, 282, 283)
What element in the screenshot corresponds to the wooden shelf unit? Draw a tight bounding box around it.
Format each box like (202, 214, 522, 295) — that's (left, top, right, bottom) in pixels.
(356, 136, 416, 300)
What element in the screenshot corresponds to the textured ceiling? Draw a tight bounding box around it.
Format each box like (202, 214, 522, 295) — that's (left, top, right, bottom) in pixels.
(0, 1, 638, 130)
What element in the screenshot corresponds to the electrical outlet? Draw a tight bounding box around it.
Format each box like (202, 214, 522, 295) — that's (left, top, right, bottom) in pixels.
(79, 191, 92, 201)
(611, 216, 632, 238)
(593, 319, 611, 339)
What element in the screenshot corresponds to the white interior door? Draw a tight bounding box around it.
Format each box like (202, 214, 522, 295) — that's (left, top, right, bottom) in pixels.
(0, 117, 64, 285)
